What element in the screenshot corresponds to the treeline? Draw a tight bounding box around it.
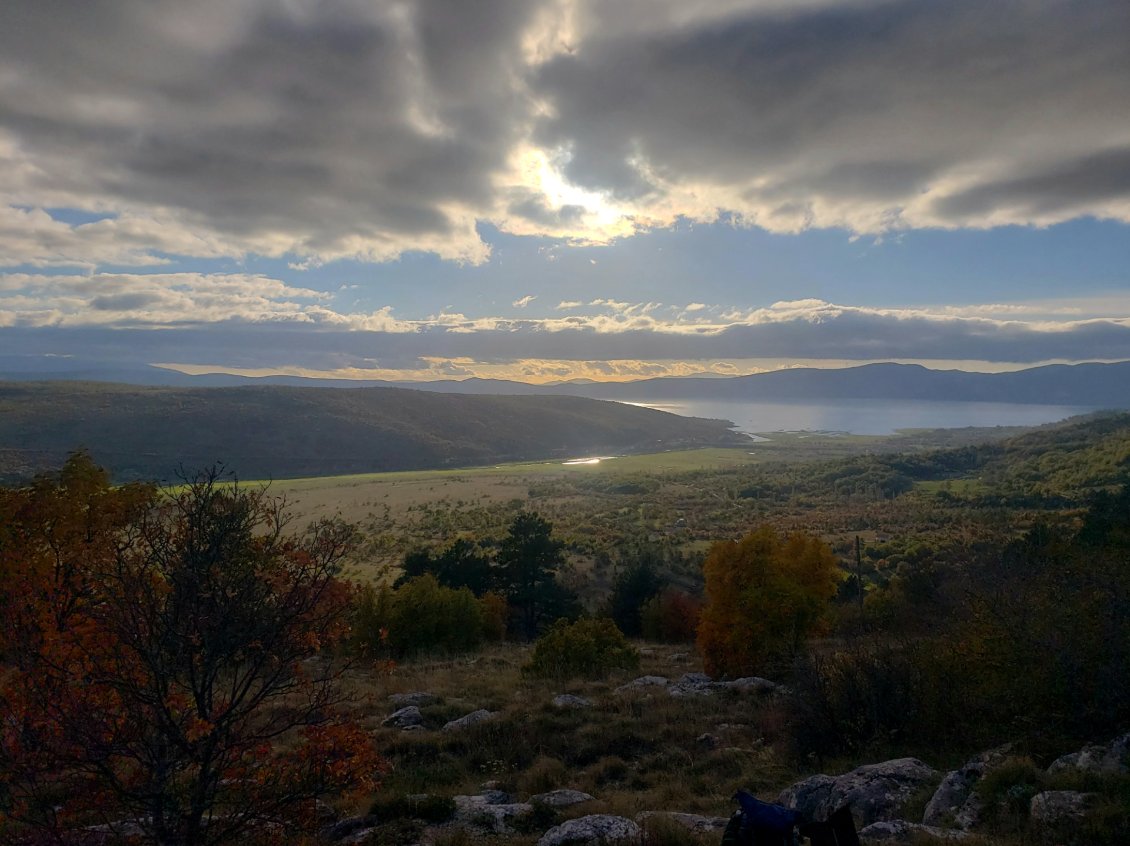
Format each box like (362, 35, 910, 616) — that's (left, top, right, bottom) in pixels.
(354, 523, 707, 657)
(351, 512, 580, 655)
(788, 482, 1130, 760)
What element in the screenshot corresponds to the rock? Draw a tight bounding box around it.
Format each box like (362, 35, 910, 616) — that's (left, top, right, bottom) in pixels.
(400, 724, 426, 733)
(1029, 790, 1095, 829)
(669, 652, 689, 662)
(442, 709, 495, 732)
(388, 691, 439, 709)
(668, 672, 721, 698)
(614, 675, 669, 693)
(859, 820, 970, 842)
(453, 794, 534, 834)
(530, 789, 595, 808)
(922, 745, 1011, 830)
(637, 811, 729, 834)
(537, 814, 641, 846)
(723, 677, 779, 694)
(1047, 732, 1130, 776)
(696, 733, 720, 749)
(382, 705, 424, 729)
(478, 789, 514, 805)
(339, 827, 379, 845)
(323, 814, 380, 842)
(552, 693, 594, 709)
(778, 758, 939, 828)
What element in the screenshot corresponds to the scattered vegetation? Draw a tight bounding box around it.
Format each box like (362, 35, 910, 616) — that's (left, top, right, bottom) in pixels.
(5, 409, 1130, 845)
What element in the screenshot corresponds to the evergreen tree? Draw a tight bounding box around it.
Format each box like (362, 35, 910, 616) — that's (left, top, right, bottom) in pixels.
(496, 511, 576, 639)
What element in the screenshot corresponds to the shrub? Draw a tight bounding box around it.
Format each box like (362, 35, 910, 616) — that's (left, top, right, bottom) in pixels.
(479, 591, 509, 641)
(368, 792, 456, 823)
(523, 618, 640, 680)
(353, 574, 485, 658)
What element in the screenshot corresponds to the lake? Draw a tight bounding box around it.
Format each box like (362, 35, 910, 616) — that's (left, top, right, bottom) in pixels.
(619, 398, 1097, 436)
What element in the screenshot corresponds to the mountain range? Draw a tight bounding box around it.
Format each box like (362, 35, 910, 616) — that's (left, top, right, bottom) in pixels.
(3, 359, 1129, 407)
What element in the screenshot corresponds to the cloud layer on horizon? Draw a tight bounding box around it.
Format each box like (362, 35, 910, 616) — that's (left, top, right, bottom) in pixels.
(4, 280, 1130, 378)
(2, 0, 1130, 268)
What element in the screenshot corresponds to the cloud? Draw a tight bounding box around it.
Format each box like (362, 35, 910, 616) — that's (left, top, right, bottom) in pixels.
(1, 0, 1128, 272)
(0, 0, 550, 265)
(4, 280, 1130, 373)
(512, 294, 537, 308)
(531, 0, 1130, 234)
(556, 300, 582, 309)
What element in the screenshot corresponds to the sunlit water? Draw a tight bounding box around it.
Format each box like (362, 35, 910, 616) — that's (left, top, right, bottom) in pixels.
(618, 398, 1097, 436)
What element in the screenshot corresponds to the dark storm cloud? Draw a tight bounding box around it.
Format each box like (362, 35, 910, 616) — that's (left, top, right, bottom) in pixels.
(0, 0, 545, 261)
(534, 0, 1130, 230)
(933, 147, 1130, 221)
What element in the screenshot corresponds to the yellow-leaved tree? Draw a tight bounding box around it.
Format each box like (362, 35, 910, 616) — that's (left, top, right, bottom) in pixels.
(697, 525, 839, 677)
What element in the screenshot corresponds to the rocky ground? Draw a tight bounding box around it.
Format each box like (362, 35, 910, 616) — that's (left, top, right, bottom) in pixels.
(327, 646, 1130, 846)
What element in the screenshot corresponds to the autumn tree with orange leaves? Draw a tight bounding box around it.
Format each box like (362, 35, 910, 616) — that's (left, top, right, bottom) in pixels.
(697, 525, 840, 678)
(0, 454, 383, 846)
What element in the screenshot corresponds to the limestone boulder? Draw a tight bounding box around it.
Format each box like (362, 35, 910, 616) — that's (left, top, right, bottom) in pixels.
(552, 694, 593, 709)
(615, 675, 669, 694)
(442, 709, 495, 732)
(382, 705, 424, 729)
(777, 758, 939, 828)
(1047, 733, 1130, 777)
(537, 814, 641, 846)
(921, 745, 1011, 830)
(1029, 790, 1095, 830)
(453, 794, 535, 834)
(530, 789, 595, 808)
(388, 691, 439, 709)
(859, 820, 970, 842)
(637, 811, 730, 834)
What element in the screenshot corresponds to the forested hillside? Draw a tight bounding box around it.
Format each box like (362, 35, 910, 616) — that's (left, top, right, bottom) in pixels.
(0, 381, 745, 482)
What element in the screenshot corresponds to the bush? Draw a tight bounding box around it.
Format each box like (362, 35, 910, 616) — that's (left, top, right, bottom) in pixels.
(353, 575, 485, 658)
(523, 618, 640, 680)
(479, 591, 509, 641)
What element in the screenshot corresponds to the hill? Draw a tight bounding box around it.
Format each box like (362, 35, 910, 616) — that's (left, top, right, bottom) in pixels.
(0, 381, 747, 483)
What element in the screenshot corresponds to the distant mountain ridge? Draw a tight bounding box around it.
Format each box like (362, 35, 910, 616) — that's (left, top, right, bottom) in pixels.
(3, 359, 1129, 407)
(0, 381, 745, 483)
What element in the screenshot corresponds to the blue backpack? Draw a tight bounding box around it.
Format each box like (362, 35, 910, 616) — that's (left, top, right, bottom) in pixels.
(722, 790, 860, 846)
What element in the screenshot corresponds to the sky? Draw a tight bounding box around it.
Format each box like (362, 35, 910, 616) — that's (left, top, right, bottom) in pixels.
(2, 0, 1130, 383)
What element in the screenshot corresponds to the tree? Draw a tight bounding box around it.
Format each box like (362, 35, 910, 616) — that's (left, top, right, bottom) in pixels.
(606, 549, 664, 637)
(495, 512, 577, 640)
(697, 525, 839, 677)
(396, 538, 494, 595)
(0, 457, 383, 846)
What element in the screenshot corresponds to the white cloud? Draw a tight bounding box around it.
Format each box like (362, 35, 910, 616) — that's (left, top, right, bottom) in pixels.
(512, 294, 537, 308)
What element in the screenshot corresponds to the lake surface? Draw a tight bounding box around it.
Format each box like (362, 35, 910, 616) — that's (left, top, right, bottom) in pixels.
(619, 398, 1097, 436)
